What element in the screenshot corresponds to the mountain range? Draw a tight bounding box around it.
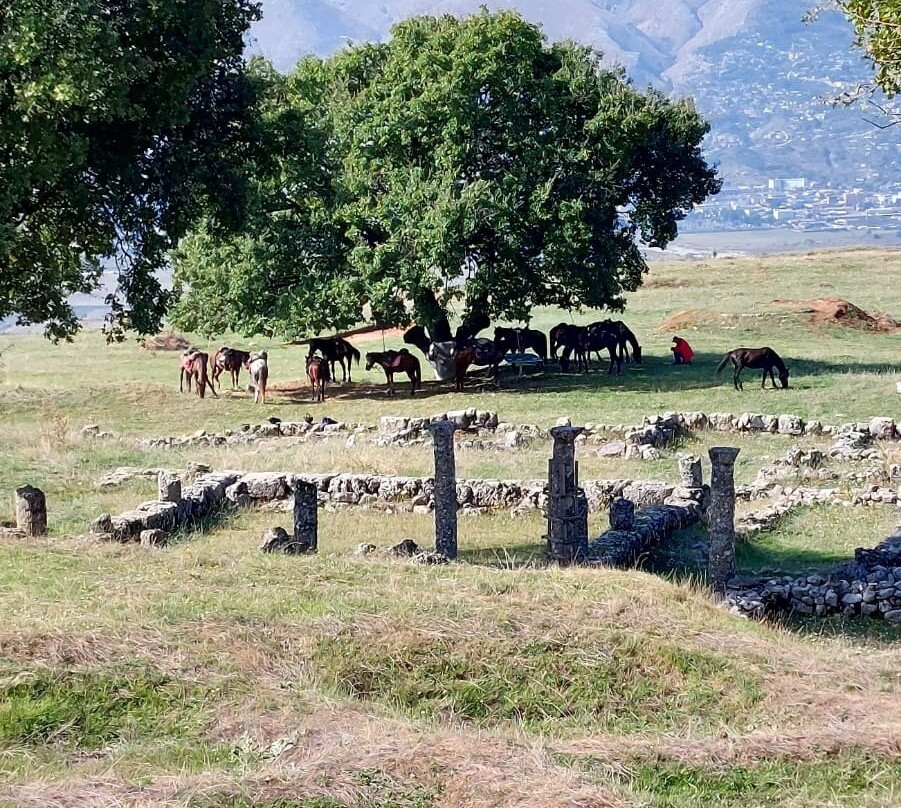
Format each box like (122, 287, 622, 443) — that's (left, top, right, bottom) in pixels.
(248, 0, 898, 192)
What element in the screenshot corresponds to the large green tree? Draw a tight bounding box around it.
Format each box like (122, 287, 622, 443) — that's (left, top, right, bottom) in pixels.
(0, 0, 260, 339)
(172, 10, 720, 341)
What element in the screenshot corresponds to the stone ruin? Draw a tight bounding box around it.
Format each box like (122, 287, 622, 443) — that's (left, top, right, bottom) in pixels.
(726, 529, 901, 624)
(78, 409, 901, 623)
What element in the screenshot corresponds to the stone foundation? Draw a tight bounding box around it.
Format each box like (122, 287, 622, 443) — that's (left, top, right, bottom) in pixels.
(727, 530, 901, 622)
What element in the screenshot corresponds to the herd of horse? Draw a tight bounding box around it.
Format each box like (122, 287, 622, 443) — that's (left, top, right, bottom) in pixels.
(178, 320, 791, 404)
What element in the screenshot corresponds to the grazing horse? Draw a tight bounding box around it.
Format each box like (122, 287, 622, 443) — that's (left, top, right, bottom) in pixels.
(306, 354, 330, 402)
(308, 337, 360, 383)
(211, 346, 250, 390)
(588, 320, 642, 365)
(365, 349, 421, 397)
(246, 350, 269, 404)
(179, 350, 217, 398)
(583, 325, 623, 375)
(493, 326, 548, 361)
(717, 347, 790, 390)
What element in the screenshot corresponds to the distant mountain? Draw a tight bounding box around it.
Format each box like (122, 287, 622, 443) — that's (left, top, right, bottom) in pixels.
(248, 0, 898, 191)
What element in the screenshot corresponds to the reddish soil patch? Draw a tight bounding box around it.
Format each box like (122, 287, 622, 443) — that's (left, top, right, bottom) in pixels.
(770, 297, 899, 332)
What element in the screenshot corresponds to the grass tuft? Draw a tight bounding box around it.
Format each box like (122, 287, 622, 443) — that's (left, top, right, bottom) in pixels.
(0, 663, 205, 748)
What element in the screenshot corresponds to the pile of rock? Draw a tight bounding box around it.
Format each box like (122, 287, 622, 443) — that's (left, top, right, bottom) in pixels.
(727, 529, 901, 622)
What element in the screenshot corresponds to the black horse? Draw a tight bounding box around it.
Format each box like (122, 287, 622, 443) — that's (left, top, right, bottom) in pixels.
(716, 347, 790, 390)
(308, 337, 360, 383)
(551, 323, 621, 374)
(494, 326, 548, 361)
(587, 320, 642, 365)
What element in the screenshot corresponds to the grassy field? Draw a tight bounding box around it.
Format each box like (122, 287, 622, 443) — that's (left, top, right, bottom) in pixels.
(0, 248, 899, 807)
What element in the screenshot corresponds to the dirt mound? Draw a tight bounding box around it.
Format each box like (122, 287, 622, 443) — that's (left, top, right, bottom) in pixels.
(658, 309, 734, 331)
(770, 297, 899, 332)
(141, 332, 191, 351)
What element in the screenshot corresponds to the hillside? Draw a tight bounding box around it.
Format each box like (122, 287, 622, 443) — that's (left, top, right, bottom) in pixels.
(249, 0, 898, 191)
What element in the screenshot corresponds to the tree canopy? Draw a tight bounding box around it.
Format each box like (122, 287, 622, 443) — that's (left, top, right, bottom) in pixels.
(172, 10, 720, 341)
(837, 0, 901, 96)
(0, 0, 260, 339)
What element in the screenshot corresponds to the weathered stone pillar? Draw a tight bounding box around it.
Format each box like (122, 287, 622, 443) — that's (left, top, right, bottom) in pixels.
(15, 485, 47, 537)
(157, 471, 182, 503)
(546, 426, 588, 563)
(609, 498, 635, 531)
(428, 420, 458, 558)
(293, 480, 318, 553)
(677, 454, 703, 488)
(708, 447, 740, 595)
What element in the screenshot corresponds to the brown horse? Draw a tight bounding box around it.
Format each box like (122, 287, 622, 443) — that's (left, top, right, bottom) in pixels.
(453, 340, 506, 391)
(306, 354, 330, 402)
(179, 351, 217, 399)
(717, 347, 790, 390)
(365, 349, 420, 397)
(211, 346, 251, 390)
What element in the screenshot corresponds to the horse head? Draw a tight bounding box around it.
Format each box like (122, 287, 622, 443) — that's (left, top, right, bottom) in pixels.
(779, 366, 790, 389)
(633, 345, 643, 365)
(364, 352, 376, 371)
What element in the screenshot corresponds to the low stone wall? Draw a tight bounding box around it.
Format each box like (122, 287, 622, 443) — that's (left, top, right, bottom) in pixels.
(727, 532, 901, 623)
(86, 410, 898, 460)
(91, 471, 239, 542)
(587, 502, 703, 567)
(90, 469, 679, 543)
(224, 471, 675, 514)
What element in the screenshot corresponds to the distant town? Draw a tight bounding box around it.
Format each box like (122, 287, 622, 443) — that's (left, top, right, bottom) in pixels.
(684, 179, 901, 234)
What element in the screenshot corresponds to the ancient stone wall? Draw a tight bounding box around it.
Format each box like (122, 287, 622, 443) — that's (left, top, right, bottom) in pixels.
(727, 531, 901, 623)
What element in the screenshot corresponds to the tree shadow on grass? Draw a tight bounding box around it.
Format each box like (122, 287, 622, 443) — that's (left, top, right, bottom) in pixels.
(259, 349, 897, 406)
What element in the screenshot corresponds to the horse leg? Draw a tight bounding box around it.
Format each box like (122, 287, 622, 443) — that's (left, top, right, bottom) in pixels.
(733, 366, 743, 391)
(408, 371, 415, 397)
(344, 356, 351, 383)
(386, 371, 394, 397)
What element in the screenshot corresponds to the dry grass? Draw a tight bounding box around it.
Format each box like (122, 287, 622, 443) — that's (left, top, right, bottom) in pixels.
(0, 249, 899, 806)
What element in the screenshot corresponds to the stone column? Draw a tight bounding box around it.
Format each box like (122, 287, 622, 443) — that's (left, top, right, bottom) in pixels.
(609, 498, 635, 530)
(157, 471, 182, 503)
(293, 480, 318, 553)
(677, 454, 703, 488)
(15, 485, 47, 537)
(708, 447, 740, 595)
(428, 420, 458, 558)
(546, 426, 588, 563)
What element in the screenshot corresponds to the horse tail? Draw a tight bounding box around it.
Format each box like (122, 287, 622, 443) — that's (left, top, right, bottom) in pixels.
(413, 358, 421, 391)
(715, 353, 731, 376)
(349, 344, 360, 366)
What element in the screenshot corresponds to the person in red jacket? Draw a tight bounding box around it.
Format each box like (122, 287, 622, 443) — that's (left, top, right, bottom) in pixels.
(671, 336, 694, 365)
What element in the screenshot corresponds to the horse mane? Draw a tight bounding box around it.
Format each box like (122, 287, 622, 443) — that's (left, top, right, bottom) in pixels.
(764, 347, 788, 372)
(619, 322, 640, 353)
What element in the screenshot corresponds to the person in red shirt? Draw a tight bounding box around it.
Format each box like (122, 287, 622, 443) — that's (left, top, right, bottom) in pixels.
(671, 336, 694, 365)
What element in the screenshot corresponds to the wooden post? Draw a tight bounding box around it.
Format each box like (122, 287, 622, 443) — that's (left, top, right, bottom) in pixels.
(15, 485, 47, 537)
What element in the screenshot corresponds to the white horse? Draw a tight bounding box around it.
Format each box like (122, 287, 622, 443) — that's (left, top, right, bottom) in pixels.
(246, 351, 269, 404)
